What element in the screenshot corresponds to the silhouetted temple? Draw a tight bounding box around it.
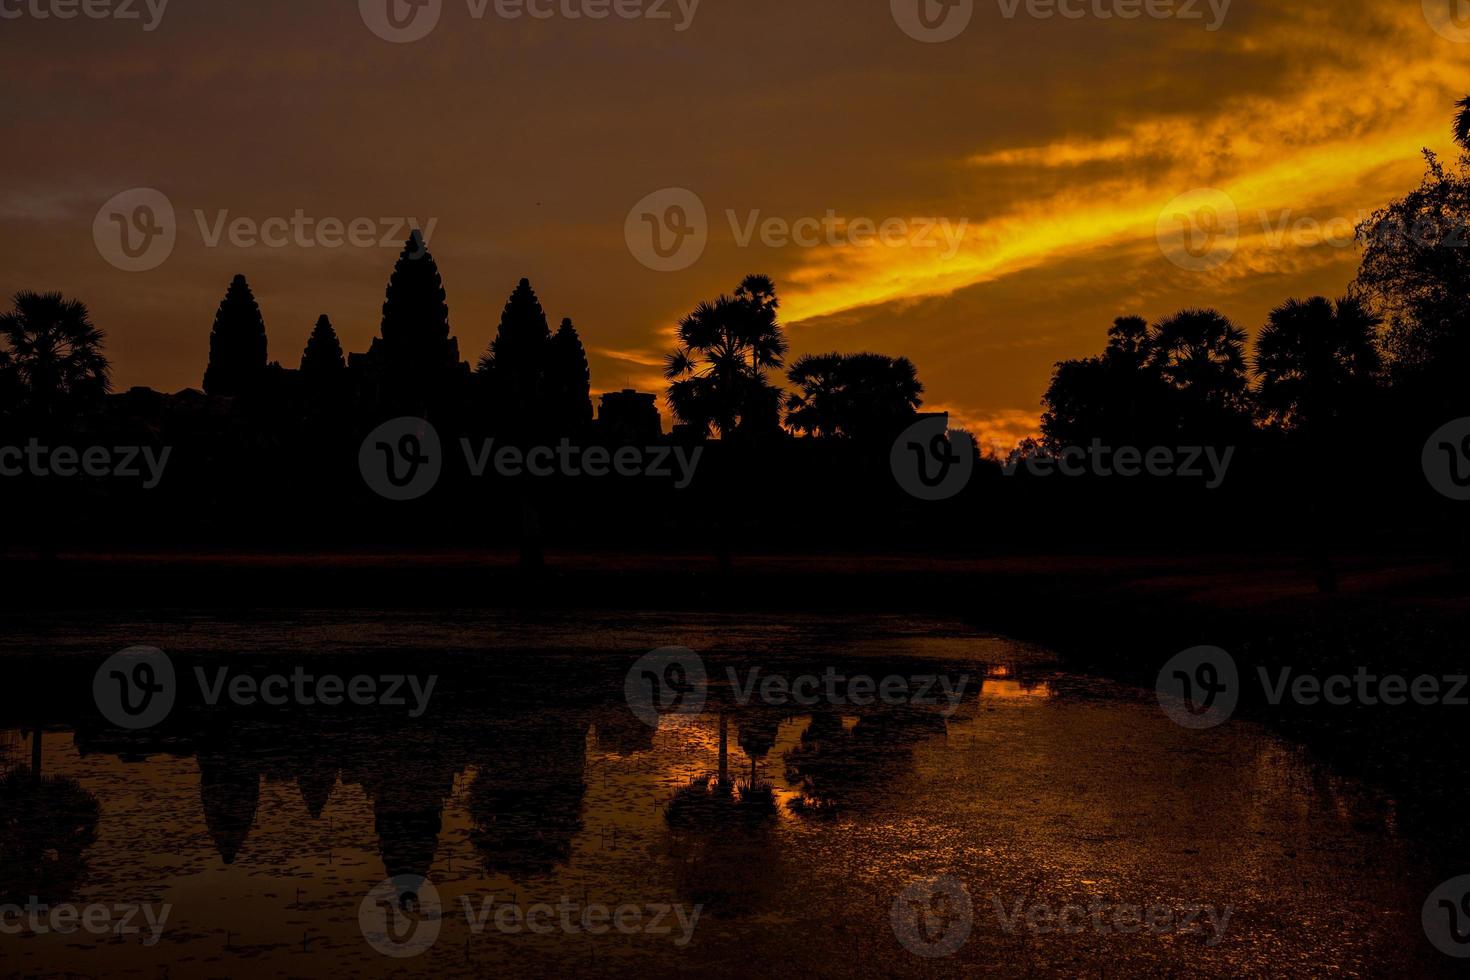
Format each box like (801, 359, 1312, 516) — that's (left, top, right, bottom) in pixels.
(597, 389, 661, 444)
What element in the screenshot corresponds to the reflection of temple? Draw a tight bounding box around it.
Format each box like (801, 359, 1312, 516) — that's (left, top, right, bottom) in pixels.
(296, 761, 338, 820)
(591, 704, 656, 756)
(347, 742, 457, 885)
(468, 720, 589, 879)
(198, 749, 261, 865)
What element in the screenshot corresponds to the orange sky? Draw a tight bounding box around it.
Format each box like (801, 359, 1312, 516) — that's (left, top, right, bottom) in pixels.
(4, 0, 1467, 451)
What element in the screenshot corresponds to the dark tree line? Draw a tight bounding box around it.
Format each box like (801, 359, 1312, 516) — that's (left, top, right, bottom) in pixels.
(5, 99, 1470, 557)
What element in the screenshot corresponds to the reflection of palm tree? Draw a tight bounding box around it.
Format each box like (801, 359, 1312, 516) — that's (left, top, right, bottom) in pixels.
(663, 714, 781, 916)
(784, 708, 945, 817)
(0, 738, 102, 903)
(736, 711, 781, 789)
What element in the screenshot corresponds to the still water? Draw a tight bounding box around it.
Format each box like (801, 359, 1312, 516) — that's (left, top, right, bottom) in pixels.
(0, 611, 1443, 976)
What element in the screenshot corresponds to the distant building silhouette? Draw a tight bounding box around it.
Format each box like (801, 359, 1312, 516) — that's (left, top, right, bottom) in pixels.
(597, 389, 661, 443)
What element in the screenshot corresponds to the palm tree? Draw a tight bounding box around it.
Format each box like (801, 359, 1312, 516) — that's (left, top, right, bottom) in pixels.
(1453, 95, 1470, 152)
(1254, 296, 1382, 432)
(784, 352, 846, 437)
(1149, 308, 1251, 438)
(0, 292, 109, 424)
(834, 353, 924, 441)
(785, 352, 924, 440)
(664, 275, 788, 438)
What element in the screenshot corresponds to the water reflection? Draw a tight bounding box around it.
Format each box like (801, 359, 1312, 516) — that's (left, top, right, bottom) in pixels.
(0, 623, 1446, 977)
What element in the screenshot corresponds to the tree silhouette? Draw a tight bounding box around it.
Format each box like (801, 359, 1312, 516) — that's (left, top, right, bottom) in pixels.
(0, 291, 110, 423)
(203, 275, 268, 397)
(1454, 95, 1470, 152)
(1355, 148, 1470, 413)
(665, 275, 788, 438)
(1149, 308, 1252, 440)
(786, 352, 923, 440)
(0, 760, 101, 904)
(1041, 316, 1173, 449)
(783, 352, 845, 437)
(1254, 296, 1382, 433)
(300, 314, 346, 379)
(546, 317, 593, 437)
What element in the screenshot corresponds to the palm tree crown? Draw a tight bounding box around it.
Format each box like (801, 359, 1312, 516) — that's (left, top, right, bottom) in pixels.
(665, 274, 788, 438)
(0, 291, 110, 422)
